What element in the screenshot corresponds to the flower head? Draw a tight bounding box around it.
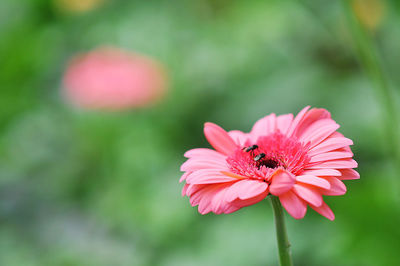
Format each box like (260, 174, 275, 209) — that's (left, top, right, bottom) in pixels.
(62, 47, 167, 111)
(180, 107, 359, 220)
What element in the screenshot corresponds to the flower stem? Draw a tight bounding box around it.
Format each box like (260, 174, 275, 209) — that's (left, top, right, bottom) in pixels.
(270, 196, 293, 266)
(341, 0, 400, 197)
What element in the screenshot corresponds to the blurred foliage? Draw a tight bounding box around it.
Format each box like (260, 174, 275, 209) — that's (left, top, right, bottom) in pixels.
(1, 0, 400, 265)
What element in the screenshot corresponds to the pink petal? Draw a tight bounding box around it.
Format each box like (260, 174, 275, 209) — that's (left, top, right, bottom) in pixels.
(197, 195, 214, 214)
(309, 151, 353, 163)
(184, 148, 226, 159)
(190, 193, 202, 206)
(309, 137, 353, 156)
(182, 183, 189, 196)
(333, 146, 352, 153)
(223, 205, 241, 214)
(300, 119, 340, 148)
(279, 191, 307, 219)
(297, 118, 335, 139)
(318, 176, 347, 195)
(225, 179, 269, 202)
(196, 184, 230, 214)
(269, 169, 295, 196)
(306, 159, 358, 169)
(220, 171, 247, 179)
(179, 172, 191, 183)
(301, 169, 342, 177)
(204, 123, 238, 155)
(250, 113, 277, 141)
(293, 184, 323, 207)
(228, 130, 249, 146)
(286, 106, 311, 137)
(210, 184, 256, 214)
(330, 131, 344, 138)
(185, 170, 236, 184)
(211, 185, 233, 214)
(338, 169, 360, 180)
(186, 184, 207, 197)
(189, 185, 209, 206)
(296, 175, 331, 189)
(231, 190, 269, 208)
(294, 108, 331, 138)
(310, 201, 335, 220)
(276, 113, 293, 134)
(180, 157, 227, 171)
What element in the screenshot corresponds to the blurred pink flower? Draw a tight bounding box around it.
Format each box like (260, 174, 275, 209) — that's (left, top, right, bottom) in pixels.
(62, 47, 167, 110)
(180, 106, 359, 220)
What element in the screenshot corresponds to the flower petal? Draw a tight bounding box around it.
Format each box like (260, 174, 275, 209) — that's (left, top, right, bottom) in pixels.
(286, 106, 311, 137)
(186, 184, 207, 197)
(293, 184, 323, 207)
(186, 170, 236, 185)
(228, 130, 249, 146)
(231, 190, 269, 208)
(196, 183, 231, 214)
(220, 171, 247, 179)
(204, 122, 237, 155)
(189, 185, 209, 205)
(211, 181, 268, 214)
(310, 201, 335, 220)
(269, 169, 295, 196)
(276, 113, 293, 135)
(250, 113, 276, 141)
(318, 176, 347, 195)
(301, 169, 342, 177)
(211, 185, 234, 214)
(179, 172, 191, 183)
(309, 137, 353, 156)
(182, 183, 189, 196)
(300, 119, 340, 148)
(338, 169, 360, 180)
(279, 191, 307, 219)
(296, 175, 331, 189)
(293, 108, 331, 138)
(307, 159, 358, 169)
(180, 157, 227, 171)
(225, 179, 269, 202)
(184, 148, 226, 159)
(309, 151, 353, 163)
(223, 205, 241, 214)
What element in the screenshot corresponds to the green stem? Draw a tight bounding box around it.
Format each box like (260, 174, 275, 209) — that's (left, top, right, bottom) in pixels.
(270, 196, 293, 266)
(342, 0, 400, 162)
(342, 0, 400, 199)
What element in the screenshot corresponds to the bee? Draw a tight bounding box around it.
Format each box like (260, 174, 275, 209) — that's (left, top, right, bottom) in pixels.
(253, 153, 266, 162)
(243, 145, 258, 153)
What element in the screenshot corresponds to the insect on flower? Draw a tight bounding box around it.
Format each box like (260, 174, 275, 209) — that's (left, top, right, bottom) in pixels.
(243, 144, 258, 153)
(180, 106, 359, 220)
(253, 153, 266, 162)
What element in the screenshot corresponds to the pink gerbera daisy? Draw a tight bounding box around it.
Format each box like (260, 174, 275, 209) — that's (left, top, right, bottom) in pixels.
(180, 106, 359, 220)
(62, 47, 167, 110)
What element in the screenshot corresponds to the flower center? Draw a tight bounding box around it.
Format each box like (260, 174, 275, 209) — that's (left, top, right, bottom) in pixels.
(258, 157, 280, 169)
(226, 131, 310, 181)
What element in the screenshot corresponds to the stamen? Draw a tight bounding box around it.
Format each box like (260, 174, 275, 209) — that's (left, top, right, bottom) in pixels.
(226, 131, 310, 181)
(260, 158, 280, 169)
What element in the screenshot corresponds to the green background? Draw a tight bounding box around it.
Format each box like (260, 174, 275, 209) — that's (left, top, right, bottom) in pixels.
(1, 0, 399, 265)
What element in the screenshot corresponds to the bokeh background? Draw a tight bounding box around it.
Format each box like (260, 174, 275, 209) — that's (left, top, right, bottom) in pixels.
(1, 0, 400, 265)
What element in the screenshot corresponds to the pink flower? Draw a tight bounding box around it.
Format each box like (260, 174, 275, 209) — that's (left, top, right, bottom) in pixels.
(180, 106, 359, 220)
(62, 47, 167, 110)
